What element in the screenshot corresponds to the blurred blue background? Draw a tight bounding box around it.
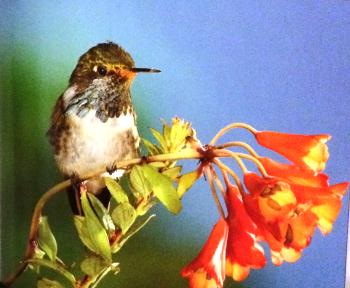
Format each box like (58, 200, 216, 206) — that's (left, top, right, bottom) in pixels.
(1, 1, 349, 287)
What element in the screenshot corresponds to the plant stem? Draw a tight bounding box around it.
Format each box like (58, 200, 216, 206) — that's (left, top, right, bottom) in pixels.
(205, 166, 226, 218)
(213, 149, 248, 174)
(213, 159, 245, 195)
(90, 266, 114, 288)
(214, 149, 268, 177)
(79, 149, 203, 181)
(211, 168, 227, 203)
(234, 152, 268, 177)
(216, 141, 260, 158)
(0, 179, 72, 287)
(209, 123, 258, 145)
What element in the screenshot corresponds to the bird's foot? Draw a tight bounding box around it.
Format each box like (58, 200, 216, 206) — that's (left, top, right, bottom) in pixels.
(107, 162, 118, 175)
(140, 156, 148, 164)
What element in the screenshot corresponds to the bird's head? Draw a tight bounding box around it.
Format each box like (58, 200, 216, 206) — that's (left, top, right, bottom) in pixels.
(69, 42, 160, 90)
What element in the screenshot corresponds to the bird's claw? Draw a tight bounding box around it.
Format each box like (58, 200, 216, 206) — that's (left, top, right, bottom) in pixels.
(140, 156, 148, 164)
(107, 162, 118, 175)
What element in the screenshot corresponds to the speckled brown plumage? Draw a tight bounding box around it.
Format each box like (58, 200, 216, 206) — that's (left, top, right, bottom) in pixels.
(65, 77, 133, 122)
(48, 42, 141, 177)
(48, 42, 138, 159)
(48, 94, 67, 155)
(69, 42, 135, 93)
(48, 42, 158, 214)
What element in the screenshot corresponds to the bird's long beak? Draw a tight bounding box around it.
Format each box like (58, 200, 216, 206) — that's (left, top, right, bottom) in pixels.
(129, 67, 161, 73)
(112, 66, 160, 82)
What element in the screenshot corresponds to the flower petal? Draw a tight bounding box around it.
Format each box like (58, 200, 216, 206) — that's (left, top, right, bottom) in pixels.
(182, 218, 229, 287)
(244, 173, 296, 222)
(255, 131, 330, 172)
(280, 247, 302, 263)
(285, 211, 317, 250)
(225, 184, 266, 281)
(188, 269, 220, 288)
(259, 157, 329, 188)
(311, 197, 343, 235)
(226, 184, 257, 233)
(225, 261, 250, 282)
(270, 246, 302, 265)
(291, 182, 348, 204)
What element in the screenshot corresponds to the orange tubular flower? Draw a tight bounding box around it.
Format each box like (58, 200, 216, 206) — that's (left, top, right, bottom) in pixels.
(242, 172, 318, 265)
(254, 131, 330, 172)
(243, 172, 296, 223)
(258, 157, 329, 188)
(291, 182, 348, 234)
(258, 157, 349, 234)
(242, 192, 295, 266)
(243, 168, 349, 265)
(225, 184, 266, 281)
(182, 218, 229, 288)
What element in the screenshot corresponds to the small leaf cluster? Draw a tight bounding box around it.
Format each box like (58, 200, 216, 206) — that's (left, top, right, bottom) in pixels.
(142, 117, 200, 199)
(32, 217, 77, 287)
(143, 117, 196, 156)
(32, 118, 203, 288)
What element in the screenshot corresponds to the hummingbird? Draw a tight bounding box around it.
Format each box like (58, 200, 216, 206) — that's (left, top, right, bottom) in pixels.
(48, 42, 160, 214)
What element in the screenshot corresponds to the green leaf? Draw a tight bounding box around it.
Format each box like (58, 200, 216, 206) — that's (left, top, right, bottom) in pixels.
(30, 246, 46, 273)
(130, 165, 152, 197)
(74, 216, 98, 253)
(149, 161, 167, 168)
(170, 120, 185, 150)
(80, 254, 109, 277)
(162, 166, 182, 180)
(87, 193, 115, 233)
(162, 122, 171, 144)
(81, 191, 112, 262)
(168, 118, 193, 152)
(33, 246, 46, 260)
(142, 165, 182, 214)
(37, 278, 65, 288)
(141, 138, 161, 155)
(38, 216, 57, 261)
(169, 130, 179, 150)
(150, 128, 167, 152)
(104, 177, 129, 204)
(135, 200, 155, 216)
(26, 258, 76, 285)
(177, 170, 200, 198)
(111, 203, 137, 234)
(112, 214, 155, 253)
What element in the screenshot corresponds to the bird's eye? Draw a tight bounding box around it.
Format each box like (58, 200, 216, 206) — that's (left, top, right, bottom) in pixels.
(97, 66, 107, 76)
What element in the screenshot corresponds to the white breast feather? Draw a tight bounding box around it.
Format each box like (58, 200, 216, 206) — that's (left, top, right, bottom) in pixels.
(56, 85, 139, 176)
